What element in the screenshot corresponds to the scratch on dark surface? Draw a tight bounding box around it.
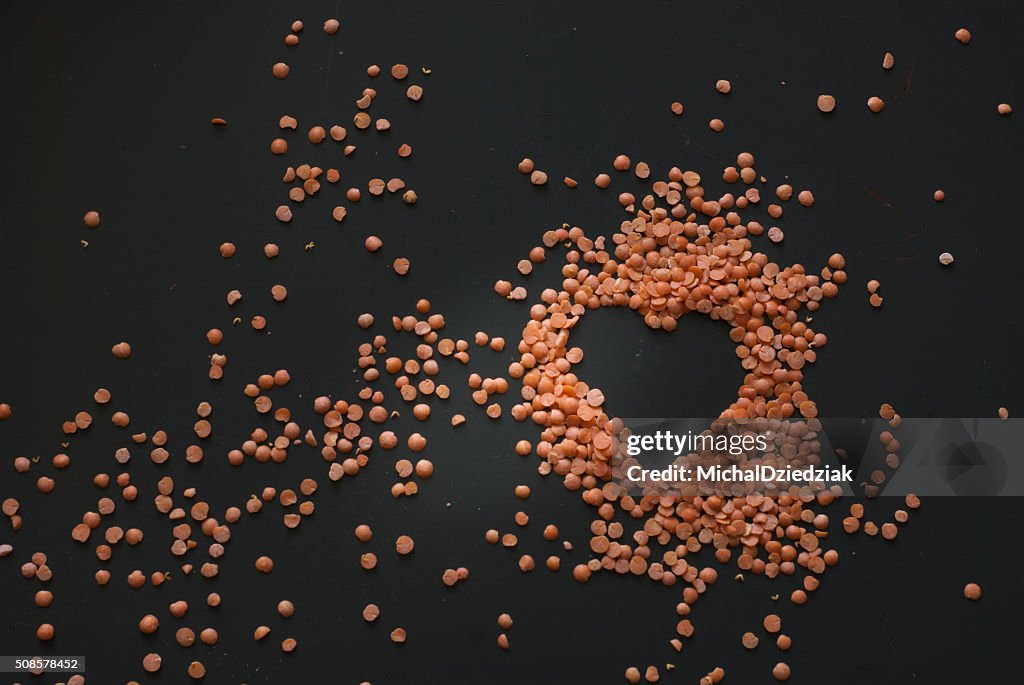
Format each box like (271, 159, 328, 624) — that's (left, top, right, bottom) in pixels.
(881, 610, 896, 652)
(687, 137, 721, 164)
(708, 34, 760, 58)
(891, 59, 916, 101)
(862, 186, 895, 209)
(895, 253, 921, 261)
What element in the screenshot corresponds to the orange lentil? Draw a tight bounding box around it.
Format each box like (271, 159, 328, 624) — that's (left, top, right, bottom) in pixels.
(111, 342, 132, 359)
(395, 535, 415, 555)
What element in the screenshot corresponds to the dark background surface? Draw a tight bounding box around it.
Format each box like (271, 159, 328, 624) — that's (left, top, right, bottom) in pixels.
(1, 0, 1021, 683)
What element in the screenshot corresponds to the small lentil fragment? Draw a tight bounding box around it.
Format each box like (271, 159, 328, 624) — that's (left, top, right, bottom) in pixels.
(939, 252, 954, 266)
(883, 52, 895, 69)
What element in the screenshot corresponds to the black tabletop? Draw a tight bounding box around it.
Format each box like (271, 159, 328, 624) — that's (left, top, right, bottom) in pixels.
(1, 1, 1021, 683)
